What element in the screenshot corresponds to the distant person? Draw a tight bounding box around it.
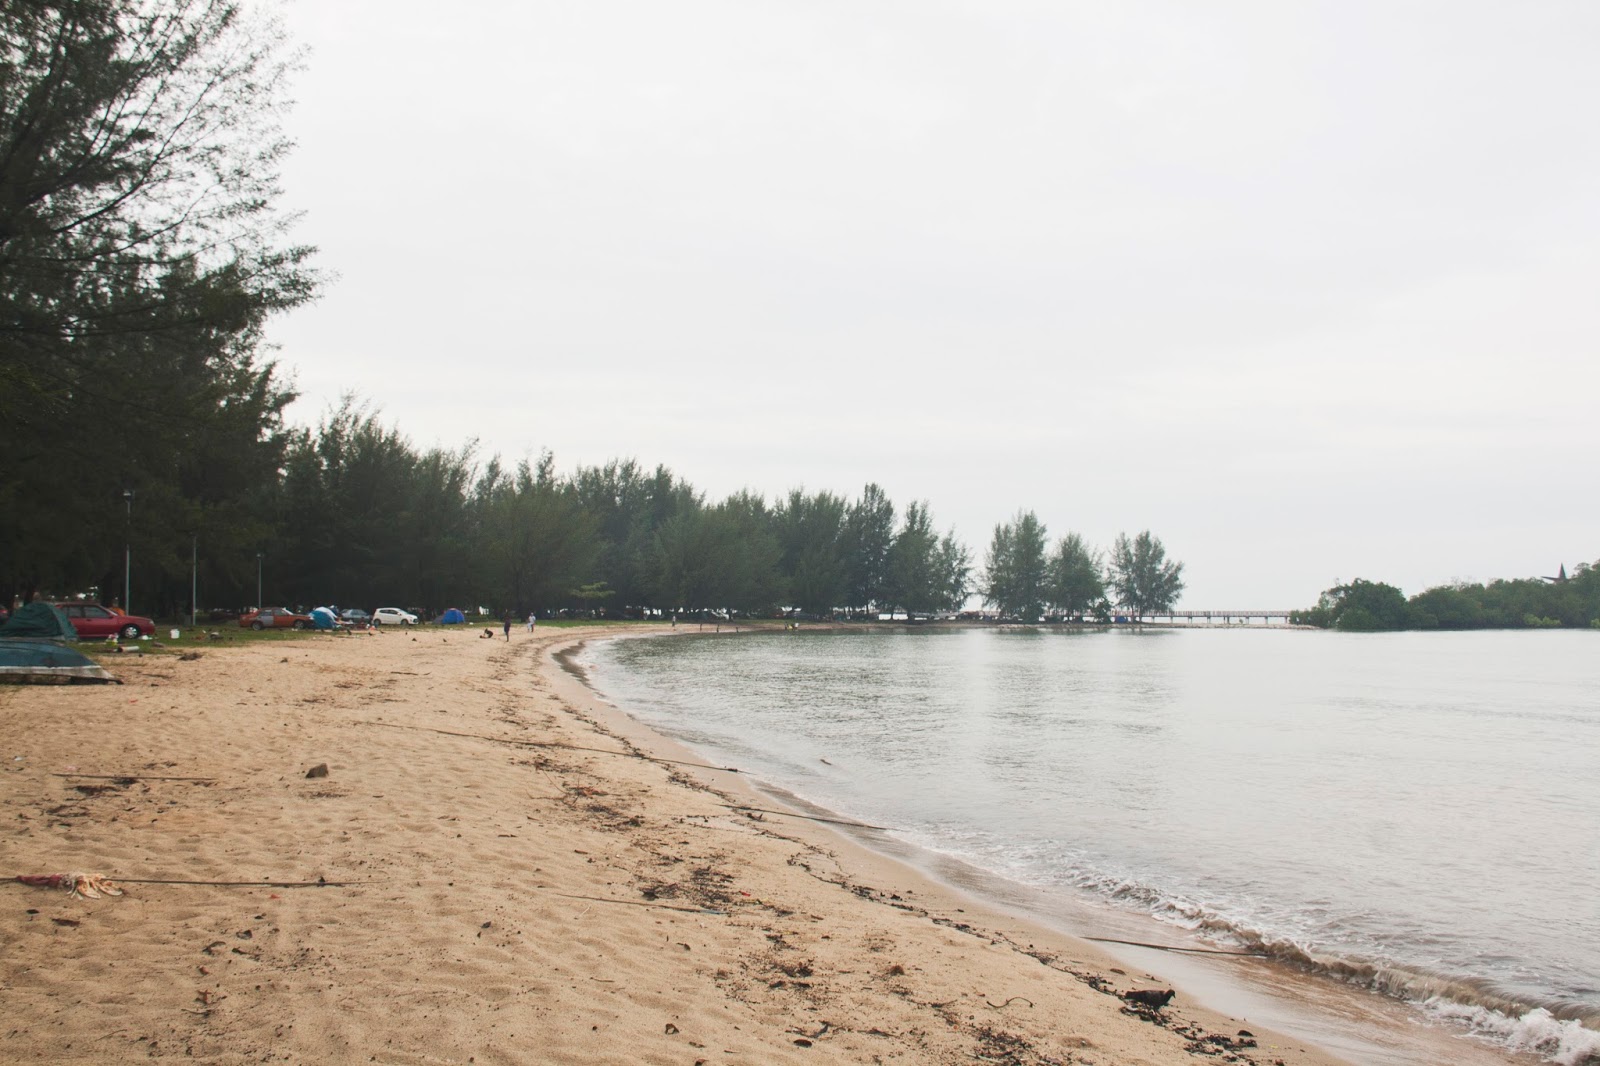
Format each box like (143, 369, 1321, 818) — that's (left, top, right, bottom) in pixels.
(502, 616, 512, 640)
(527, 612, 536, 633)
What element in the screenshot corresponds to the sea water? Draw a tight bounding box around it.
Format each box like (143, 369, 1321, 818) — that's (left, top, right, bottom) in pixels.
(581, 627, 1600, 1065)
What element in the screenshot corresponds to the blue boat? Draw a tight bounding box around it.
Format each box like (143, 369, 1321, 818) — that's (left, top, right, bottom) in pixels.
(0, 637, 118, 684)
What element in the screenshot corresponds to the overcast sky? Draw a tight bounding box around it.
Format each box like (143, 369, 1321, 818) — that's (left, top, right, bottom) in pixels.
(264, 0, 1599, 607)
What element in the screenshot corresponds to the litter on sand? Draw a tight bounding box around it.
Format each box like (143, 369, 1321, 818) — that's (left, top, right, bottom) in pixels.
(13, 872, 125, 900)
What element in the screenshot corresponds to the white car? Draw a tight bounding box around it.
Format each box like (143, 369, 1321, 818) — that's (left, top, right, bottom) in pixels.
(372, 607, 418, 626)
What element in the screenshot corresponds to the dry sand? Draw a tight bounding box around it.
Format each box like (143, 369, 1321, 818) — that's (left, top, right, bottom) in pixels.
(0, 624, 1351, 1065)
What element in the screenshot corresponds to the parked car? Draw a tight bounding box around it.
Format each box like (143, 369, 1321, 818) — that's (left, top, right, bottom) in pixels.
(339, 608, 372, 625)
(372, 607, 418, 626)
(239, 607, 313, 631)
(56, 602, 155, 639)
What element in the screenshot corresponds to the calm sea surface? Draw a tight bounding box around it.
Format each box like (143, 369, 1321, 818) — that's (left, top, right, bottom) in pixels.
(582, 627, 1600, 1065)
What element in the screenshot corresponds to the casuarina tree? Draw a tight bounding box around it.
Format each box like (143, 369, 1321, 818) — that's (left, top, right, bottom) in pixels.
(1048, 533, 1105, 619)
(1107, 531, 1185, 616)
(0, 0, 319, 601)
(983, 510, 1049, 620)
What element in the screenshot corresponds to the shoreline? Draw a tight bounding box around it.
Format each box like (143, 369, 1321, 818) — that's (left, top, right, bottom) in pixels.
(0, 625, 1383, 1062)
(546, 626, 1360, 1066)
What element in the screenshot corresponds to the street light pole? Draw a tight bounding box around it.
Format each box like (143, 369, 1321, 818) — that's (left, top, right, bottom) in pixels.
(256, 552, 263, 609)
(191, 532, 198, 627)
(123, 489, 134, 612)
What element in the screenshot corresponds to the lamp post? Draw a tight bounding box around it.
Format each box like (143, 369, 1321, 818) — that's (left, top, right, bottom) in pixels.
(122, 489, 134, 612)
(256, 552, 263, 610)
(190, 532, 198, 627)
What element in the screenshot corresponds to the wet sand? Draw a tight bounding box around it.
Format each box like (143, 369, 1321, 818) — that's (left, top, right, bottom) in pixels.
(1, 623, 1351, 1064)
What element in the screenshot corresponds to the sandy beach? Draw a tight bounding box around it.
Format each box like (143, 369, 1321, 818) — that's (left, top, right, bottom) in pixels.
(0, 624, 1349, 1065)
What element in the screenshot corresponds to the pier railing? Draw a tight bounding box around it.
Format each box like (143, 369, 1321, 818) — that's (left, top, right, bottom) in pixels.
(1132, 610, 1296, 625)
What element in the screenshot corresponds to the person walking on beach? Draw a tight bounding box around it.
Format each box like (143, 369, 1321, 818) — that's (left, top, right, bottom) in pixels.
(502, 616, 512, 641)
(526, 611, 536, 633)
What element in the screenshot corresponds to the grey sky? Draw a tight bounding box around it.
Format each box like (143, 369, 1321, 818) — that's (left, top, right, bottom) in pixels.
(265, 1, 1599, 607)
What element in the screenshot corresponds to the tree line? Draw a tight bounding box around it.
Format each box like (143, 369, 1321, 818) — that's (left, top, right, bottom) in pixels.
(981, 516, 1184, 621)
(10, 387, 1187, 623)
(1292, 565, 1600, 631)
(257, 403, 980, 619)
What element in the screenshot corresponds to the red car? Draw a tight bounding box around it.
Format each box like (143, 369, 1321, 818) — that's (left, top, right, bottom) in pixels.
(56, 603, 155, 640)
(239, 607, 312, 631)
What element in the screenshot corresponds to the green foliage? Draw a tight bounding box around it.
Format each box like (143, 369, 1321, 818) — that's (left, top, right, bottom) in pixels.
(1333, 605, 1386, 632)
(983, 510, 1049, 620)
(1107, 531, 1185, 616)
(0, 0, 316, 609)
(774, 489, 849, 616)
(647, 490, 783, 615)
(885, 501, 969, 615)
(276, 400, 419, 603)
(1406, 585, 1484, 630)
(1294, 579, 1411, 631)
(1298, 561, 1600, 630)
(1048, 533, 1104, 619)
(841, 484, 896, 612)
(645, 509, 718, 611)
(570, 459, 697, 609)
(886, 502, 937, 614)
(712, 492, 786, 615)
(477, 453, 600, 614)
(936, 532, 973, 613)
(569, 582, 615, 605)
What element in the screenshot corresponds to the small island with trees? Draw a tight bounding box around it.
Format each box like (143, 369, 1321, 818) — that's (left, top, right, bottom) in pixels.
(1292, 564, 1600, 631)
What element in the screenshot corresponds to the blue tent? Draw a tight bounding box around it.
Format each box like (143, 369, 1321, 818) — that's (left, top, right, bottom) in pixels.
(310, 607, 339, 630)
(438, 608, 466, 625)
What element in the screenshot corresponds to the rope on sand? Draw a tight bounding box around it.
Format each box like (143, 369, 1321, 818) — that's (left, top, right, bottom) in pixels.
(548, 890, 726, 916)
(7, 874, 378, 893)
(720, 803, 893, 831)
(1083, 935, 1268, 958)
(360, 720, 744, 774)
(113, 878, 377, 888)
(52, 773, 216, 782)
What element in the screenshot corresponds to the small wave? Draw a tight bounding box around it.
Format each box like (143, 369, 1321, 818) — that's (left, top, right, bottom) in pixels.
(1427, 1002, 1600, 1066)
(1059, 867, 1600, 1064)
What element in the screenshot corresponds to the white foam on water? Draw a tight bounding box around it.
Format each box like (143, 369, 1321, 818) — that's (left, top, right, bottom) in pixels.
(1427, 1002, 1600, 1066)
(903, 821, 1600, 1066)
